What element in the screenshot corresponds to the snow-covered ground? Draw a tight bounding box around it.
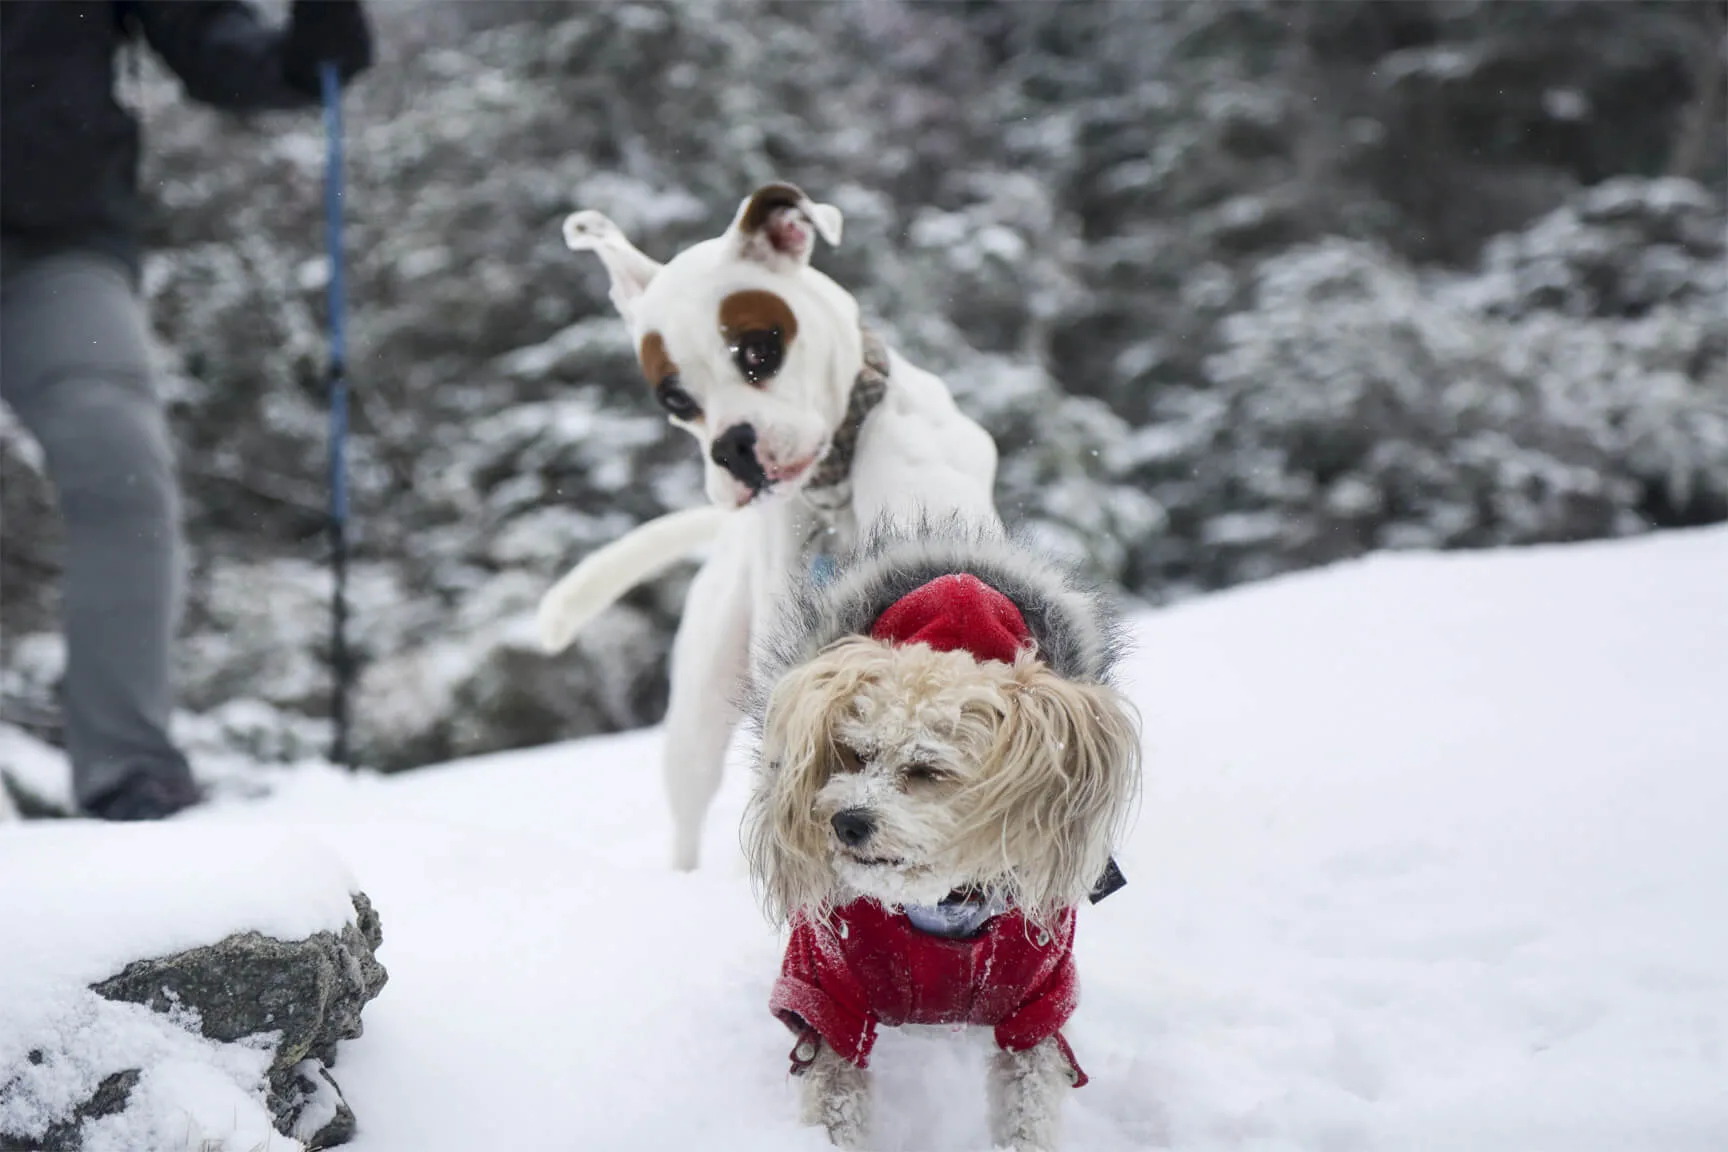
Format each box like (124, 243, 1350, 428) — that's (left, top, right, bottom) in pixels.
(5, 527, 1727, 1151)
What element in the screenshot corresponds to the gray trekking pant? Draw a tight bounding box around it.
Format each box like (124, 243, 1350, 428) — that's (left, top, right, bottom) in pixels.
(0, 246, 193, 807)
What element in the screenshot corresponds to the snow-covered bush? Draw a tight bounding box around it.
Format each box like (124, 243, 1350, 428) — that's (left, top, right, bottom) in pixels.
(1132, 239, 1639, 591)
(1, 2, 1721, 772)
(1126, 182, 1725, 593)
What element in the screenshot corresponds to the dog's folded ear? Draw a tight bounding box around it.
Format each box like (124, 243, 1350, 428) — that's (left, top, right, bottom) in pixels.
(562, 210, 663, 322)
(730, 182, 843, 269)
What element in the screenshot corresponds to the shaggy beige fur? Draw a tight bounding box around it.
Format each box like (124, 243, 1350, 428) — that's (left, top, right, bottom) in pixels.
(745, 634, 1140, 931)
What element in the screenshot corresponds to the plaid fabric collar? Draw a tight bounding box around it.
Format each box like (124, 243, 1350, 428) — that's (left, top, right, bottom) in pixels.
(802, 328, 889, 505)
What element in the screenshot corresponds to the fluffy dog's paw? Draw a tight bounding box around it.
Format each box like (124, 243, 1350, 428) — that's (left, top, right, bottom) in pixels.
(799, 1045, 870, 1148)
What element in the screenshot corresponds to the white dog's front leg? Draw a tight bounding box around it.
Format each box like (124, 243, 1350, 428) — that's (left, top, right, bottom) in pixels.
(800, 1044, 871, 1148)
(662, 521, 756, 871)
(987, 1038, 1073, 1152)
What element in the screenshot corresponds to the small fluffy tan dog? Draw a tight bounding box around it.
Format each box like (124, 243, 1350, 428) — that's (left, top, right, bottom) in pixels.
(744, 523, 1142, 1151)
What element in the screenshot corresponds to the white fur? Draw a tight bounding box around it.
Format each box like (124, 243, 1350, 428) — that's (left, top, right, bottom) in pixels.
(541, 183, 1000, 870)
(987, 1038, 1076, 1152)
(800, 1045, 871, 1148)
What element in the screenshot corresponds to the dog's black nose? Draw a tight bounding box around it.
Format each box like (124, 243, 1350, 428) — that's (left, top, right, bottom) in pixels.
(711, 423, 768, 492)
(831, 808, 876, 847)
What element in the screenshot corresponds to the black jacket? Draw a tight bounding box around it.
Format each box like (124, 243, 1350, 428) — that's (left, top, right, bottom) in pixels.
(0, 0, 371, 274)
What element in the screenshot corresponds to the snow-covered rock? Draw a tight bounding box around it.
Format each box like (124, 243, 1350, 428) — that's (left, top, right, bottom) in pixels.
(0, 826, 386, 1151)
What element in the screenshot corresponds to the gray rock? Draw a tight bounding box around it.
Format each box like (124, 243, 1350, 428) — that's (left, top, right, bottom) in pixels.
(84, 892, 387, 1149)
(272, 1058, 357, 1149)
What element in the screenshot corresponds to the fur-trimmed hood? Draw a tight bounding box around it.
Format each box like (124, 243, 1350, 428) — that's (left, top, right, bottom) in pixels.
(750, 517, 1129, 706)
(742, 516, 1140, 919)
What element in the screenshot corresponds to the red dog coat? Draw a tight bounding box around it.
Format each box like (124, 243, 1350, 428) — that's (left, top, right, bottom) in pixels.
(770, 897, 1088, 1085)
(765, 566, 1115, 1086)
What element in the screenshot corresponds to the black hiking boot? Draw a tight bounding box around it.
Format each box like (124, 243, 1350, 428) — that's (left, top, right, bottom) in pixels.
(83, 769, 202, 821)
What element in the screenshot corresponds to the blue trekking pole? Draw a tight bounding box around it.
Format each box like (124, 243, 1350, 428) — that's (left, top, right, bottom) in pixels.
(320, 62, 354, 770)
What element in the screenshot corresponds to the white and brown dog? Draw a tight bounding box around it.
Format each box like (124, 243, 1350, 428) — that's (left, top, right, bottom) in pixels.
(744, 523, 1142, 1151)
(537, 183, 999, 871)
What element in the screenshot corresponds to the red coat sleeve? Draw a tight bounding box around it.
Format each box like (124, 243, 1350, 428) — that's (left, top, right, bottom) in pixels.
(769, 912, 880, 1067)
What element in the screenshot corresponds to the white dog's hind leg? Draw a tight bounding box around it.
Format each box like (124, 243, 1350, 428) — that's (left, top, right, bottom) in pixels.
(661, 523, 755, 871)
(987, 1038, 1073, 1152)
(799, 1045, 870, 1148)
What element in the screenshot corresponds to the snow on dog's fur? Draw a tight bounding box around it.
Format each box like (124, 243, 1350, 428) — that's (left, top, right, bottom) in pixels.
(743, 521, 1142, 1150)
(751, 636, 1137, 919)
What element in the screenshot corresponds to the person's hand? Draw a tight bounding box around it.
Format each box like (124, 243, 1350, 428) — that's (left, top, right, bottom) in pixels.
(282, 0, 374, 99)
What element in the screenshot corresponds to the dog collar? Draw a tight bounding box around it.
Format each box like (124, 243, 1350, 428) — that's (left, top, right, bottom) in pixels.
(905, 888, 1009, 939)
(802, 328, 889, 506)
(797, 328, 890, 580)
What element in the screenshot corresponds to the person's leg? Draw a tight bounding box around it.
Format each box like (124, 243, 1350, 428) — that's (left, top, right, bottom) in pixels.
(0, 248, 196, 817)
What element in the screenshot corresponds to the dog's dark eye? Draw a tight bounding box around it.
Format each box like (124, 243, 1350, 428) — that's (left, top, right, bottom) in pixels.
(731, 329, 784, 384)
(903, 764, 948, 784)
(655, 376, 701, 421)
(833, 744, 865, 775)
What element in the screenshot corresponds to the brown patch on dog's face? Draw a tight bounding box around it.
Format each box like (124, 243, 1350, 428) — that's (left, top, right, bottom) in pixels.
(719, 290, 797, 386)
(719, 291, 799, 347)
(639, 331, 701, 421)
(638, 331, 677, 388)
